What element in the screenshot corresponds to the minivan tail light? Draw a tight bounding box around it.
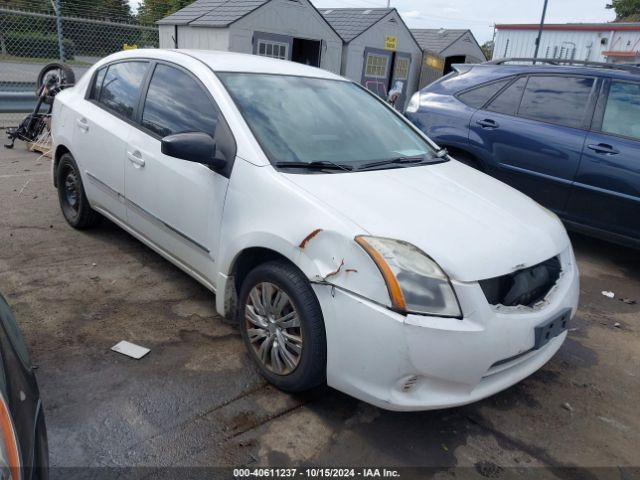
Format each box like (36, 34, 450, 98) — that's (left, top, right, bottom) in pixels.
(405, 92, 421, 113)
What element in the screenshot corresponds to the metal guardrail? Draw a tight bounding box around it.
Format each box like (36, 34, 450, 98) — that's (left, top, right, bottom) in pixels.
(0, 91, 37, 114)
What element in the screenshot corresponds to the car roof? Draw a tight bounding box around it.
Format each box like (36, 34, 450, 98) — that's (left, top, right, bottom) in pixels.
(465, 63, 640, 81)
(99, 48, 346, 81)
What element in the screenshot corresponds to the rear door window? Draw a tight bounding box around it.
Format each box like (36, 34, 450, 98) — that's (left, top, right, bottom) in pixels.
(457, 79, 511, 108)
(518, 75, 595, 129)
(98, 61, 149, 119)
(601, 81, 640, 140)
(486, 77, 527, 116)
(141, 64, 218, 138)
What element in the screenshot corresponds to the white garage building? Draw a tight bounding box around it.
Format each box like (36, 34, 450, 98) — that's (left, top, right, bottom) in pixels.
(494, 23, 640, 63)
(157, 0, 343, 74)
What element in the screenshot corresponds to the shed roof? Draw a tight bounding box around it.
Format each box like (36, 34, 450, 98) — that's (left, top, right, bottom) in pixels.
(320, 8, 393, 42)
(410, 28, 469, 54)
(495, 22, 640, 31)
(157, 0, 269, 26)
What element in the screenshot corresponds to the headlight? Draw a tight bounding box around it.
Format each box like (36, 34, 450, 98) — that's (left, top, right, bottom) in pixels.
(405, 91, 421, 113)
(355, 236, 461, 317)
(0, 393, 21, 480)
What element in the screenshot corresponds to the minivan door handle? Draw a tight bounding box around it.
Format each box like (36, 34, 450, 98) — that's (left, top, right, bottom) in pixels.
(476, 119, 499, 129)
(76, 118, 89, 132)
(587, 143, 620, 155)
(127, 150, 145, 167)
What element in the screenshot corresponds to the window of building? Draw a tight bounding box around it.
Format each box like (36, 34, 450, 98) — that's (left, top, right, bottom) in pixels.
(98, 61, 149, 119)
(457, 79, 511, 109)
(601, 81, 640, 140)
(518, 75, 594, 129)
(393, 57, 410, 81)
(365, 53, 389, 79)
(141, 64, 218, 139)
(257, 41, 288, 60)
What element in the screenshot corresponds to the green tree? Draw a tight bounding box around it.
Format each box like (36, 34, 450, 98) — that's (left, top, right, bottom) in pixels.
(606, 0, 640, 21)
(138, 0, 192, 25)
(480, 40, 494, 60)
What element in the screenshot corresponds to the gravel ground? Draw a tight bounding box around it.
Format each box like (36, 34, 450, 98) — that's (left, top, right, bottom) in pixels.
(1, 145, 638, 479)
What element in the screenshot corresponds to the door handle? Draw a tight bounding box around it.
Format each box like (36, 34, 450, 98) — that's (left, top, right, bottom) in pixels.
(476, 119, 499, 129)
(587, 143, 619, 155)
(127, 150, 145, 167)
(76, 118, 89, 132)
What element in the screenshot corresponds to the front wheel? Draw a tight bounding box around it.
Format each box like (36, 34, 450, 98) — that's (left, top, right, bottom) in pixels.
(56, 153, 99, 229)
(238, 260, 326, 392)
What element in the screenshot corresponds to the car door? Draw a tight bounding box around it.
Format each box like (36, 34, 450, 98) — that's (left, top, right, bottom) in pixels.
(124, 62, 231, 283)
(565, 78, 640, 241)
(73, 61, 150, 221)
(469, 74, 598, 214)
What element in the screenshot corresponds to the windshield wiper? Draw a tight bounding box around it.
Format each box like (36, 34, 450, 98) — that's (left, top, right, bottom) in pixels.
(356, 155, 429, 171)
(273, 161, 353, 172)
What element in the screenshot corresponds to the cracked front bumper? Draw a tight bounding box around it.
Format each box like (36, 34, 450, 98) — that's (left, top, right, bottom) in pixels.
(314, 250, 579, 411)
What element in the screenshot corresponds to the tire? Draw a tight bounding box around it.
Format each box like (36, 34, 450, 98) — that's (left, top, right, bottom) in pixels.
(238, 260, 326, 392)
(56, 153, 99, 229)
(36, 63, 75, 105)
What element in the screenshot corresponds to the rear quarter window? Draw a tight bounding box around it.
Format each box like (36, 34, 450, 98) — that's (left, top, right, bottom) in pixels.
(97, 61, 149, 120)
(457, 79, 511, 108)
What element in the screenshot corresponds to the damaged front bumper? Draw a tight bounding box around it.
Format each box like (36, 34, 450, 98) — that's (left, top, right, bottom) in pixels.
(313, 248, 579, 411)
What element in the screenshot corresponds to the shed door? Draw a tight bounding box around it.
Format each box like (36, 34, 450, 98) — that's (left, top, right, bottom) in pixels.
(361, 47, 393, 100)
(389, 52, 411, 110)
(253, 32, 292, 61)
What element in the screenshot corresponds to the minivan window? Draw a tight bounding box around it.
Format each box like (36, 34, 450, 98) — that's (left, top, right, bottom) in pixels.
(98, 61, 148, 119)
(218, 73, 437, 168)
(141, 64, 218, 138)
(601, 81, 640, 141)
(486, 77, 527, 116)
(457, 79, 511, 108)
(518, 75, 594, 129)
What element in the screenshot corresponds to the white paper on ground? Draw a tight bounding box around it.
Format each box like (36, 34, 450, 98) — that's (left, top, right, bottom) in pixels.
(111, 340, 150, 359)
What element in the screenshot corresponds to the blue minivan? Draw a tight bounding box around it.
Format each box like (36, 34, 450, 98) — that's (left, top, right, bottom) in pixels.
(406, 59, 640, 247)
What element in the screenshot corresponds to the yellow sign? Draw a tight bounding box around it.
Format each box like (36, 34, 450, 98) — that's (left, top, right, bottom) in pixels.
(123, 43, 138, 50)
(384, 35, 397, 51)
(425, 53, 444, 71)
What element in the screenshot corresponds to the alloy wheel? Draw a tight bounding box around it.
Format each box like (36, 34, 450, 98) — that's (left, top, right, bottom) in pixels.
(245, 282, 303, 375)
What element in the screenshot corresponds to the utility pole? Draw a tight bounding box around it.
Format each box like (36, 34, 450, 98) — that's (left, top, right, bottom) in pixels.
(533, 0, 549, 63)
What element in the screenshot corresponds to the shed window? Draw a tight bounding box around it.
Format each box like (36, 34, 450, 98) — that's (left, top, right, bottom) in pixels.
(393, 58, 410, 81)
(257, 40, 288, 60)
(365, 53, 389, 78)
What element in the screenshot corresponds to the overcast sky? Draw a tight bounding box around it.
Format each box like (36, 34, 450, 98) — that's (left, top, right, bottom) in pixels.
(128, 0, 616, 44)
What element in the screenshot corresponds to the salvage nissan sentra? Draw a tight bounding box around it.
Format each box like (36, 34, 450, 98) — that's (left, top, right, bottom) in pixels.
(50, 49, 579, 411)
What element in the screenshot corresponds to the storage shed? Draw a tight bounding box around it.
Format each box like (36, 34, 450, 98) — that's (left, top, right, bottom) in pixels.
(411, 29, 486, 88)
(157, 0, 343, 74)
(321, 8, 422, 110)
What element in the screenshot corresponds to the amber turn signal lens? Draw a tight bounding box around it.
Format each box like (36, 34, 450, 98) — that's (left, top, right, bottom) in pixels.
(0, 393, 21, 480)
(355, 236, 407, 311)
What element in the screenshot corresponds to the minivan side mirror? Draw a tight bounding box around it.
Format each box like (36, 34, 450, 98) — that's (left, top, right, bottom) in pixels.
(161, 132, 227, 169)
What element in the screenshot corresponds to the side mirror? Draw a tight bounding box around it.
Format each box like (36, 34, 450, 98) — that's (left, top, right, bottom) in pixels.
(161, 132, 227, 169)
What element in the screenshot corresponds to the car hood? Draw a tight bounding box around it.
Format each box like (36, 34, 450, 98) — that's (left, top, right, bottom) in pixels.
(283, 161, 570, 282)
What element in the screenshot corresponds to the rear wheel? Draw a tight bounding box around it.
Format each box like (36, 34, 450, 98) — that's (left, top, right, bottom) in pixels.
(238, 260, 326, 392)
(56, 153, 99, 229)
(36, 63, 75, 104)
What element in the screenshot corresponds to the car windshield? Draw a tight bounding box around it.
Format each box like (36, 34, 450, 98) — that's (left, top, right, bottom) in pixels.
(218, 73, 440, 170)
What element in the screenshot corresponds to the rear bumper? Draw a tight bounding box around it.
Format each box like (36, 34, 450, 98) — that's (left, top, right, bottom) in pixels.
(315, 249, 579, 411)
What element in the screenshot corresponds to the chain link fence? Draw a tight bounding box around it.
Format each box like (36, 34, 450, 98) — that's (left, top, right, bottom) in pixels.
(0, 0, 158, 128)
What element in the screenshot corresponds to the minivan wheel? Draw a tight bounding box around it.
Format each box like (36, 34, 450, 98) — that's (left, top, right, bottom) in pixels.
(57, 153, 99, 229)
(238, 260, 326, 392)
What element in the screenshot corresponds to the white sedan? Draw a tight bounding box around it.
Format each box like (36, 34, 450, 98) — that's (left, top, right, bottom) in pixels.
(51, 49, 579, 411)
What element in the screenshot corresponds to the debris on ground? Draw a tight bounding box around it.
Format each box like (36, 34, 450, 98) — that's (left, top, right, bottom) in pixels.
(601, 291, 615, 298)
(562, 402, 573, 412)
(619, 297, 636, 305)
(111, 340, 150, 359)
(614, 322, 621, 329)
